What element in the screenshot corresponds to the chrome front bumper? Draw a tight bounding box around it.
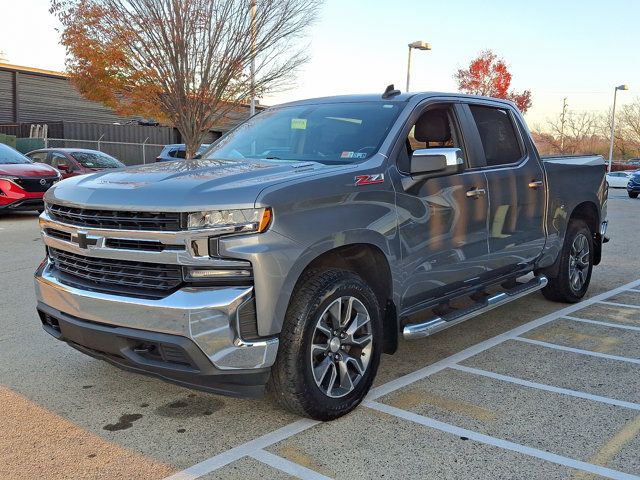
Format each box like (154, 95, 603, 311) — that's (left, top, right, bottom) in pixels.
(34, 261, 278, 370)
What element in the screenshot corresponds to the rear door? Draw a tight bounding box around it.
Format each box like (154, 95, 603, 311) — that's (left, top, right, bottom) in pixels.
(464, 103, 546, 274)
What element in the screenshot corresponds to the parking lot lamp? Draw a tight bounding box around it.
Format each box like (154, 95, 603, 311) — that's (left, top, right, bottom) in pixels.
(608, 84, 628, 172)
(406, 40, 431, 93)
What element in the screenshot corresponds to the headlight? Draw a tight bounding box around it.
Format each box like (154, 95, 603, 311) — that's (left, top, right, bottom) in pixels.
(187, 207, 272, 233)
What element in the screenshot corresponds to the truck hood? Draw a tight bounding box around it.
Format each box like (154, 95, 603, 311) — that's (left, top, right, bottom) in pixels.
(45, 158, 346, 211)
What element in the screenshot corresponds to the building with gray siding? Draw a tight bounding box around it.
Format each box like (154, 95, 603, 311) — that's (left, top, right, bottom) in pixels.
(0, 63, 258, 164)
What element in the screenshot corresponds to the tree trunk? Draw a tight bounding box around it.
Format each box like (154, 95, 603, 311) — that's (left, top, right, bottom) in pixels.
(182, 131, 205, 160)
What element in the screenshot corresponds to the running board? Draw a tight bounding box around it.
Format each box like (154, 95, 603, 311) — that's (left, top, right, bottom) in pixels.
(403, 275, 548, 340)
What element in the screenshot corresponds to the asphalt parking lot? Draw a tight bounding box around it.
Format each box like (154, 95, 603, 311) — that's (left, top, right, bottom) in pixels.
(1, 189, 639, 480)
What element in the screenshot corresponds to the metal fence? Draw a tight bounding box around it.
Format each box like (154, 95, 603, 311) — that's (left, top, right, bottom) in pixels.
(45, 138, 166, 166)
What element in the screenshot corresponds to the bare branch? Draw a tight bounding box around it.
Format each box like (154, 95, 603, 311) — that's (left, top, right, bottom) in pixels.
(51, 0, 322, 158)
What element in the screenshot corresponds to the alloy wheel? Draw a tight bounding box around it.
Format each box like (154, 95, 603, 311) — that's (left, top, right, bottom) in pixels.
(310, 296, 373, 398)
(569, 233, 590, 292)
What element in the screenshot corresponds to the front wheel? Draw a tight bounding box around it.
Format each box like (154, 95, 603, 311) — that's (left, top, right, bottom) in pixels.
(629, 192, 638, 198)
(541, 220, 593, 303)
(268, 268, 382, 420)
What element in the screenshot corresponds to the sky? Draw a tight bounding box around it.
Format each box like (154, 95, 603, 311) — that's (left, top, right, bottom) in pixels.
(1, 0, 639, 128)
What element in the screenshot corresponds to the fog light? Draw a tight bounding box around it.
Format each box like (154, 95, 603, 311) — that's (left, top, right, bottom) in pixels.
(183, 266, 253, 283)
(188, 268, 252, 278)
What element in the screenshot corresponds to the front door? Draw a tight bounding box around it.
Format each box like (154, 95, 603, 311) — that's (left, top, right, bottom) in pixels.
(391, 103, 490, 313)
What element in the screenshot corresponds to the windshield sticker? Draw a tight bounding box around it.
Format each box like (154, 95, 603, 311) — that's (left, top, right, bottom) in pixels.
(341, 151, 368, 159)
(291, 118, 307, 130)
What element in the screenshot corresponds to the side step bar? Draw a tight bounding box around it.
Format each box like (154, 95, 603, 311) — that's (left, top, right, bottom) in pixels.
(403, 275, 548, 340)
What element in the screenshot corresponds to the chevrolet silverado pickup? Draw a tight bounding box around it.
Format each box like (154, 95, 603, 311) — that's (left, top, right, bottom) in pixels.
(34, 89, 607, 420)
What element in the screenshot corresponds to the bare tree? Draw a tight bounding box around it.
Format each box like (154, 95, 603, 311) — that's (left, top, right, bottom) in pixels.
(546, 110, 600, 154)
(51, 0, 322, 159)
(619, 99, 640, 155)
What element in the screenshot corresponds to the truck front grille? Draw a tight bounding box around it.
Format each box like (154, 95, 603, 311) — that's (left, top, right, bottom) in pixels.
(49, 247, 182, 294)
(48, 204, 182, 231)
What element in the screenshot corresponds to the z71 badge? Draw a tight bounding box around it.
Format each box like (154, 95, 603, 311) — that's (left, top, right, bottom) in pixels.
(355, 174, 385, 186)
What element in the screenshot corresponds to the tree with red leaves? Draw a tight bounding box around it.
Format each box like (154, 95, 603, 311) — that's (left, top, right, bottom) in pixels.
(455, 50, 532, 113)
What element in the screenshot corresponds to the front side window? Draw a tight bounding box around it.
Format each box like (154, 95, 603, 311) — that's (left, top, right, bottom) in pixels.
(28, 152, 50, 164)
(397, 105, 464, 172)
(204, 102, 404, 164)
(469, 105, 523, 167)
(50, 153, 71, 169)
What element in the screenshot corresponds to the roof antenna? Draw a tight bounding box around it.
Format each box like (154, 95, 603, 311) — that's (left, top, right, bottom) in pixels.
(382, 84, 401, 99)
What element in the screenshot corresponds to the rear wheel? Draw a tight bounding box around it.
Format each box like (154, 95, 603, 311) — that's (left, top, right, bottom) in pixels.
(541, 220, 593, 303)
(629, 192, 638, 198)
(268, 268, 382, 420)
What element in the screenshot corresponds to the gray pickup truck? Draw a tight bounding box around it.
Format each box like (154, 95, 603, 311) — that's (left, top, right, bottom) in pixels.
(34, 89, 607, 420)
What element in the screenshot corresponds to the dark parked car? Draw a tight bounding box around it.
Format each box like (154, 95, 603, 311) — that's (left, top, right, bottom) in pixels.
(26, 148, 125, 179)
(0, 143, 60, 213)
(155, 144, 210, 162)
(627, 171, 640, 198)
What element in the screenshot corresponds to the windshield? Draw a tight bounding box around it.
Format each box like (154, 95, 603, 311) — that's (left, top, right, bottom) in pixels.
(70, 151, 124, 168)
(0, 144, 32, 164)
(203, 102, 404, 164)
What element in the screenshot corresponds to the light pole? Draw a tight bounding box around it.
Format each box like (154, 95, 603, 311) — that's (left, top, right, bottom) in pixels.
(249, 0, 257, 116)
(406, 40, 431, 93)
(608, 84, 628, 172)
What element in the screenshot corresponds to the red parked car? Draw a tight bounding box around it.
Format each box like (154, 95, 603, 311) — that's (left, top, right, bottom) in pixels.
(0, 144, 61, 213)
(26, 148, 125, 179)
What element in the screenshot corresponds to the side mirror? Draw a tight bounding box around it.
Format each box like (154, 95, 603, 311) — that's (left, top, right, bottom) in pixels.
(410, 147, 464, 177)
(56, 164, 69, 172)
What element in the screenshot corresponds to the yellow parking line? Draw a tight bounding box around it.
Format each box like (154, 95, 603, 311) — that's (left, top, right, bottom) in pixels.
(527, 323, 621, 353)
(0, 386, 174, 480)
(386, 390, 498, 422)
(574, 414, 640, 479)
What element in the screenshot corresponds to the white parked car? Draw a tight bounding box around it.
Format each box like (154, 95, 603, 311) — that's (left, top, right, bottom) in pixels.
(606, 171, 631, 188)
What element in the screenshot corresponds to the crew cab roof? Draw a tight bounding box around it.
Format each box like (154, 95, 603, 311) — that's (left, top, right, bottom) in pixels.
(275, 92, 518, 109)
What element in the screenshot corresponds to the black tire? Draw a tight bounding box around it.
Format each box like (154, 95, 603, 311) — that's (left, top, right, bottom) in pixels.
(541, 220, 593, 303)
(629, 192, 638, 198)
(268, 268, 382, 420)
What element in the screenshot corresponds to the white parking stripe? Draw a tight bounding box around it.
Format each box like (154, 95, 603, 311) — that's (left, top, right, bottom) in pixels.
(514, 337, 640, 364)
(562, 315, 640, 332)
(598, 300, 640, 310)
(364, 401, 639, 480)
(368, 279, 640, 400)
(450, 364, 640, 411)
(164, 279, 640, 480)
(628, 289, 640, 293)
(250, 450, 333, 480)
(163, 419, 319, 480)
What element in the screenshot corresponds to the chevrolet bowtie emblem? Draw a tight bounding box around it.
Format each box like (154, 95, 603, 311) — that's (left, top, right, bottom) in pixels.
(71, 231, 99, 249)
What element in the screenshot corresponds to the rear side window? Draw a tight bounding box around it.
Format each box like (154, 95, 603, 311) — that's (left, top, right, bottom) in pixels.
(29, 152, 50, 164)
(469, 105, 523, 167)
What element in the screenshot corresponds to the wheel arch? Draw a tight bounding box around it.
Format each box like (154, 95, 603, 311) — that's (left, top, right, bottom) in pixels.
(569, 201, 602, 265)
(279, 242, 399, 355)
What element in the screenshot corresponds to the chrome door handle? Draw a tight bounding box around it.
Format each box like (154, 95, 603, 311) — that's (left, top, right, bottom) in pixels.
(528, 180, 544, 189)
(466, 188, 486, 199)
